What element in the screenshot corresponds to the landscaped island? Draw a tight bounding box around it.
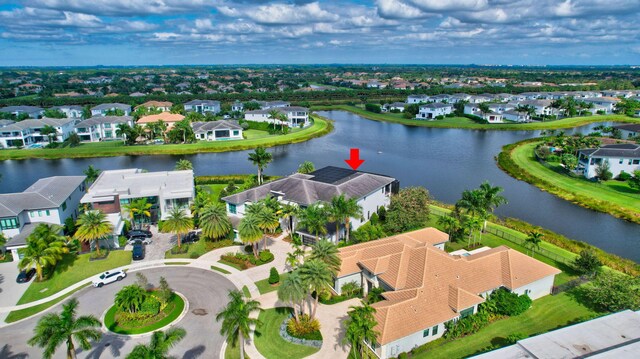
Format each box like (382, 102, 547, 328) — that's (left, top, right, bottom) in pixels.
(497, 138, 640, 224)
(313, 104, 640, 131)
(0, 115, 332, 160)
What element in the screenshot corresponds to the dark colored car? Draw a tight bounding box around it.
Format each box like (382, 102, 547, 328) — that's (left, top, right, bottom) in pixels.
(183, 231, 200, 244)
(126, 229, 152, 239)
(132, 243, 145, 260)
(17, 268, 36, 283)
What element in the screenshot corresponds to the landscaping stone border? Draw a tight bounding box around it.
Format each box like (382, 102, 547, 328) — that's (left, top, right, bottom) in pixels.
(278, 316, 322, 349)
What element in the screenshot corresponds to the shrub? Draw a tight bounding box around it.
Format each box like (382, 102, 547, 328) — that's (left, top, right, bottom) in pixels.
(506, 333, 527, 344)
(268, 267, 280, 284)
(573, 249, 602, 276)
(365, 103, 382, 113)
(617, 171, 632, 181)
(369, 212, 379, 225)
(341, 282, 361, 297)
(489, 288, 532, 316)
(189, 252, 200, 259)
(287, 314, 322, 340)
(580, 271, 640, 312)
(259, 250, 274, 263)
(156, 277, 173, 306)
(140, 296, 161, 316)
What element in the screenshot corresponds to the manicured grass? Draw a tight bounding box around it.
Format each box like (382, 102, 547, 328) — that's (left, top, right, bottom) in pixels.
(104, 293, 185, 335)
(164, 239, 237, 259)
(210, 265, 231, 274)
(0, 116, 333, 160)
(165, 262, 189, 265)
(242, 285, 251, 298)
(411, 292, 601, 359)
(5, 283, 91, 323)
(198, 184, 227, 201)
(254, 308, 320, 359)
(499, 140, 640, 224)
(255, 272, 290, 295)
(17, 251, 132, 305)
(313, 104, 639, 130)
(224, 340, 250, 359)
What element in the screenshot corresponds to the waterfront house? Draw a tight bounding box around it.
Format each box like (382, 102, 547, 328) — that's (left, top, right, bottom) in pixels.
(222, 166, 398, 245)
(50, 105, 84, 118)
(1, 176, 86, 261)
(407, 95, 430, 104)
(463, 104, 504, 123)
(192, 120, 243, 141)
(335, 229, 560, 359)
(383, 102, 407, 112)
(614, 124, 640, 139)
(583, 97, 620, 114)
(74, 116, 134, 142)
(0, 106, 44, 119)
(416, 103, 453, 119)
(81, 169, 195, 223)
(244, 106, 310, 127)
(90, 103, 132, 117)
(511, 100, 558, 116)
(184, 100, 221, 114)
(577, 144, 640, 179)
(0, 117, 77, 148)
(137, 112, 185, 131)
(135, 101, 173, 112)
(502, 110, 531, 122)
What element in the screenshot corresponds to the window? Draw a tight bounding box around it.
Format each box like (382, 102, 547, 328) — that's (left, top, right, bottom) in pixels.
(30, 211, 35, 218)
(233, 130, 239, 136)
(62, 202, 67, 211)
(423, 329, 430, 337)
(630, 160, 633, 165)
(460, 307, 474, 319)
(633, 159, 640, 165)
(619, 159, 624, 164)
(432, 325, 439, 335)
(45, 210, 50, 216)
(0, 217, 20, 230)
(38, 210, 43, 217)
(229, 203, 237, 214)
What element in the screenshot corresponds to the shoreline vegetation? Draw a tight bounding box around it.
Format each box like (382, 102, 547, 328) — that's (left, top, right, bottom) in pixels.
(0, 115, 333, 161)
(496, 139, 640, 225)
(311, 104, 640, 130)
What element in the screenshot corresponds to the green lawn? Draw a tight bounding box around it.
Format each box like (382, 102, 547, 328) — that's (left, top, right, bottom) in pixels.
(312, 104, 639, 131)
(198, 184, 227, 201)
(411, 292, 601, 359)
(506, 141, 640, 223)
(219, 259, 246, 271)
(254, 308, 320, 359)
(224, 340, 250, 359)
(0, 116, 332, 160)
(104, 293, 185, 335)
(17, 251, 132, 304)
(242, 285, 251, 298)
(210, 265, 231, 274)
(164, 239, 237, 259)
(5, 283, 91, 323)
(255, 272, 290, 295)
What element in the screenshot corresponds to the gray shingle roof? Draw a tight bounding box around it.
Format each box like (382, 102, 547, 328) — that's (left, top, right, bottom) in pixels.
(0, 118, 75, 132)
(578, 144, 640, 158)
(0, 106, 44, 113)
(74, 116, 133, 128)
(91, 103, 131, 111)
(192, 120, 242, 133)
(0, 119, 16, 127)
(222, 167, 395, 206)
(614, 124, 640, 132)
(420, 103, 452, 109)
(184, 100, 220, 106)
(0, 176, 86, 217)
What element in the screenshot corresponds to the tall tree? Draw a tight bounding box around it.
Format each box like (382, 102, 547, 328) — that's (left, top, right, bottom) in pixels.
(123, 198, 152, 229)
(250, 202, 279, 250)
(199, 203, 232, 240)
(384, 187, 431, 233)
(116, 123, 131, 145)
(343, 303, 379, 359)
(83, 165, 101, 184)
(437, 214, 461, 241)
(238, 214, 263, 258)
(308, 239, 341, 275)
(28, 298, 102, 359)
(174, 159, 193, 171)
(298, 161, 315, 174)
(525, 231, 543, 257)
(330, 195, 362, 243)
(297, 203, 329, 243)
(476, 181, 508, 230)
(74, 210, 113, 256)
(126, 328, 187, 359)
(19, 224, 69, 281)
(215, 290, 262, 359)
(163, 208, 193, 250)
(115, 285, 147, 313)
(277, 270, 308, 322)
(299, 259, 333, 319)
(247, 146, 273, 185)
(41, 125, 57, 144)
(280, 203, 299, 241)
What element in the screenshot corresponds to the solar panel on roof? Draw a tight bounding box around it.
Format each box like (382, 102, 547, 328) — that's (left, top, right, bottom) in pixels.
(309, 166, 358, 184)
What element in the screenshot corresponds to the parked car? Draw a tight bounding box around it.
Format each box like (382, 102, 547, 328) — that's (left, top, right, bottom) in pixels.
(132, 243, 145, 260)
(16, 268, 36, 283)
(126, 229, 152, 239)
(182, 231, 200, 244)
(92, 269, 126, 288)
(127, 236, 152, 245)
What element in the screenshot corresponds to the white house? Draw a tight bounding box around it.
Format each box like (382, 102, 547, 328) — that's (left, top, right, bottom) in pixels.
(244, 106, 310, 128)
(0, 106, 44, 119)
(135, 101, 173, 112)
(511, 100, 558, 116)
(383, 102, 406, 112)
(74, 116, 134, 142)
(192, 120, 243, 141)
(222, 166, 398, 245)
(50, 105, 84, 118)
(0, 117, 77, 148)
(184, 100, 221, 114)
(614, 124, 640, 139)
(90, 103, 132, 117)
(583, 97, 620, 114)
(502, 110, 531, 122)
(335, 230, 560, 359)
(464, 104, 504, 123)
(416, 103, 453, 119)
(577, 144, 640, 179)
(231, 101, 244, 112)
(407, 95, 430, 104)
(1, 176, 86, 261)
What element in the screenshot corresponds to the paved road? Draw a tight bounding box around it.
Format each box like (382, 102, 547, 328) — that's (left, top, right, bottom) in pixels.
(0, 267, 236, 359)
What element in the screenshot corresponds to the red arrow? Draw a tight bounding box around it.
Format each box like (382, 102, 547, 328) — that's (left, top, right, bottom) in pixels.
(345, 148, 365, 170)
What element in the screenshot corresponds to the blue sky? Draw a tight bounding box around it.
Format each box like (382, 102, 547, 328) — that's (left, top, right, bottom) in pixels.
(0, 0, 639, 66)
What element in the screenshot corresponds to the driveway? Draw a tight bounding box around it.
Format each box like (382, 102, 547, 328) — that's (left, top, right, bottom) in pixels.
(0, 261, 30, 309)
(125, 225, 175, 262)
(0, 266, 236, 359)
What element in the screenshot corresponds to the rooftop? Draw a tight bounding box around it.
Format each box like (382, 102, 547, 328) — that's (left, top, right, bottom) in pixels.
(578, 143, 640, 158)
(75, 116, 133, 128)
(137, 112, 185, 124)
(91, 103, 131, 111)
(192, 120, 242, 132)
(0, 176, 86, 217)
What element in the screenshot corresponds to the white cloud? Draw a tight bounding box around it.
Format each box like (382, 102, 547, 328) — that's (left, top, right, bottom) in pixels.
(376, 0, 427, 19)
(25, 0, 217, 16)
(220, 2, 339, 25)
(407, 0, 488, 12)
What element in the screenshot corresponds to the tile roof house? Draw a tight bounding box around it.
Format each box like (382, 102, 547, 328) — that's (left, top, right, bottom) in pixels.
(577, 144, 640, 179)
(191, 120, 243, 141)
(135, 101, 173, 112)
(335, 229, 561, 359)
(222, 166, 398, 244)
(1, 176, 87, 261)
(74, 116, 134, 142)
(0, 117, 77, 148)
(137, 112, 185, 130)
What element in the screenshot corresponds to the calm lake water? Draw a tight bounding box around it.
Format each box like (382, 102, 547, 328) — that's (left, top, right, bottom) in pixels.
(1, 110, 638, 261)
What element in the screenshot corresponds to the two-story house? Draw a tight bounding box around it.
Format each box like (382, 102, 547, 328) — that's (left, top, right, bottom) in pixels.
(74, 116, 134, 142)
(184, 100, 221, 114)
(1, 176, 86, 261)
(244, 106, 310, 127)
(416, 103, 453, 119)
(0, 117, 77, 148)
(50, 105, 84, 118)
(0, 106, 44, 119)
(577, 144, 640, 179)
(90, 103, 132, 117)
(134, 101, 173, 112)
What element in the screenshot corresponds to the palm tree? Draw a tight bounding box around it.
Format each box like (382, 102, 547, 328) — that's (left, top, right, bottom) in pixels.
(463, 216, 482, 248)
(343, 303, 379, 359)
(297, 203, 329, 243)
(115, 285, 147, 313)
(437, 214, 460, 241)
(247, 146, 273, 185)
(277, 270, 307, 322)
(83, 165, 101, 184)
(163, 208, 193, 250)
(199, 203, 232, 240)
(251, 202, 279, 250)
(280, 203, 299, 240)
(126, 328, 187, 359)
(329, 195, 362, 242)
(41, 125, 57, 144)
(308, 239, 341, 275)
(174, 159, 193, 171)
(267, 109, 282, 130)
(19, 224, 69, 281)
(455, 189, 484, 217)
(298, 161, 315, 174)
(123, 198, 152, 229)
(74, 210, 113, 256)
(28, 298, 102, 359)
(525, 231, 543, 257)
(116, 123, 131, 144)
(238, 214, 263, 258)
(216, 290, 262, 359)
(477, 181, 508, 231)
(299, 259, 333, 319)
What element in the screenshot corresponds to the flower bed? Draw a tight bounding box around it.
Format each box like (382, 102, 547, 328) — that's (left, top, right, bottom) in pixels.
(104, 292, 185, 335)
(219, 250, 274, 270)
(280, 316, 322, 348)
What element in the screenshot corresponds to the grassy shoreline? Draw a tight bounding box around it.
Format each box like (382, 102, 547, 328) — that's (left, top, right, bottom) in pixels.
(0, 116, 333, 160)
(497, 138, 640, 225)
(312, 104, 640, 130)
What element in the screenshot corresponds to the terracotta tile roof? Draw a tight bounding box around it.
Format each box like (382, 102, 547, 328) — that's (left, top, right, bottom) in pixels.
(137, 112, 185, 124)
(338, 233, 560, 345)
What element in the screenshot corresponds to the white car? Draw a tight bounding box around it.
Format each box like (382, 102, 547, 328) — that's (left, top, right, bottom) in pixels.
(92, 269, 126, 287)
(127, 237, 152, 245)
